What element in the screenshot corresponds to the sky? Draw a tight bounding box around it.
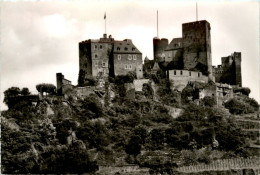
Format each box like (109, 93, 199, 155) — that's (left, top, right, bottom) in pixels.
(1, 0, 259, 110)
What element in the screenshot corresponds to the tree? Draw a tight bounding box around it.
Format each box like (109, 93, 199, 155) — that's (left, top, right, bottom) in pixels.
(201, 96, 216, 107)
(78, 95, 103, 119)
(36, 83, 56, 96)
(142, 83, 154, 99)
(177, 103, 207, 121)
(40, 144, 98, 174)
(224, 98, 254, 114)
(125, 135, 142, 157)
(3, 87, 21, 109)
(21, 88, 31, 96)
(233, 87, 251, 96)
(134, 125, 148, 144)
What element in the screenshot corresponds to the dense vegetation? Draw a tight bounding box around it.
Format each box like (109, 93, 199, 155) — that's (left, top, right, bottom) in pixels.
(2, 81, 259, 174)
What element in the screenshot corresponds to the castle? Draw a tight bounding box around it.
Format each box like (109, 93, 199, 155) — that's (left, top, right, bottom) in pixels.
(56, 19, 242, 105)
(78, 34, 143, 86)
(213, 52, 242, 87)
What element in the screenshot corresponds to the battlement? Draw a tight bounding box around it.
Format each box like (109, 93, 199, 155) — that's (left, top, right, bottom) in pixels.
(182, 20, 210, 26)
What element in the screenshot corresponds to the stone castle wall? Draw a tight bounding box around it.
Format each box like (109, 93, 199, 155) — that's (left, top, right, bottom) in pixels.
(113, 53, 142, 76)
(213, 52, 242, 87)
(169, 69, 208, 91)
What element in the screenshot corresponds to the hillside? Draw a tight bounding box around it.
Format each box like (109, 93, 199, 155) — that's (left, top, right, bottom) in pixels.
(1, 79, 260, 174)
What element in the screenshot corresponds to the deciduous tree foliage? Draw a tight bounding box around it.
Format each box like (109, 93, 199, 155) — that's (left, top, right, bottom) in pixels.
(36, 83, 56, 94)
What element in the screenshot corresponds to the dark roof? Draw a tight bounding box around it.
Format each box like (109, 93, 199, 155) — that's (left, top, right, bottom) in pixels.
(113, 40, 141, 54)
(164, 38, 182, 51)
(143, 60, 167, 71)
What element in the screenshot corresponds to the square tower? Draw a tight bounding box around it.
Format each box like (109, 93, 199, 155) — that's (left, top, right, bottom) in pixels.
(78, 34, 114, 85)
(182, 20, 212, 77)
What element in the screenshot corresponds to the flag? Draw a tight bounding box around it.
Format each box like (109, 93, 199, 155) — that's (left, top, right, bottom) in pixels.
(104, 12, 106, 19)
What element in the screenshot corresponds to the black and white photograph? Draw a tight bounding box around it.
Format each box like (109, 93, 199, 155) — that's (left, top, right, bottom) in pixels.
(1, 0, 260, 174)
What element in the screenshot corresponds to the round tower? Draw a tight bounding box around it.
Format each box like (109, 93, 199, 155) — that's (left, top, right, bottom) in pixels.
(153, 37, 168, 62)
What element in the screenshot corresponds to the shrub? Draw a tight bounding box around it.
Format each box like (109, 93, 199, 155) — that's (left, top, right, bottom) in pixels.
(201, 96, 216, 107)
(224, 98, 255, 114)
(233, 87, 251, 96)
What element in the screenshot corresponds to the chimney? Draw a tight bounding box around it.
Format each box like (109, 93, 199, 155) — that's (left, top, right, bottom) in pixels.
(103, 34, 107, 38)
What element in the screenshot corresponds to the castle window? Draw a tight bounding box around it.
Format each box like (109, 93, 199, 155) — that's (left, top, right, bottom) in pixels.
(125, 64, 128, 69)
(117, 47, 120, 51)
(174, 70, 176, 75)
(100, 45, 103, 49)
(181, 70, 183, 75)
(132, 47, 136, 51)
(124, 47, 128, 51)
(95, 54, 98, 58)
(133, 55, 137, 60)
(118, 55, 121, 60)
(198, 72, 200, 77)
(129, 65, 132, 69)
(128, 55, 132, 60)
(95, 45, 97, 49)
(189, 72, 191, 76)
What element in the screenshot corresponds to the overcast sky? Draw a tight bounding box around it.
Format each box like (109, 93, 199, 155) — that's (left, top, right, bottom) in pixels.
(1, 0, 259, 109)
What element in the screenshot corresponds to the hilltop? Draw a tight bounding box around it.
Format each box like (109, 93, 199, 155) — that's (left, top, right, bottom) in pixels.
(2, 74, 260, 174)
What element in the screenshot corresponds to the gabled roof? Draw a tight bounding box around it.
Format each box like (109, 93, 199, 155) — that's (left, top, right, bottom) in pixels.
(143, 60, 167, 71)
(164, 38, 182, 51)
(113, 39, 141, 54)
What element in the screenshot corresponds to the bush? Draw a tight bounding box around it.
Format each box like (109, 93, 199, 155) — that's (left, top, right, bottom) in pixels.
(224, 98, 255, 114)
(233, 87, 251, 96)
(201, 96, 216, 107)
(79, 95, 103, 119)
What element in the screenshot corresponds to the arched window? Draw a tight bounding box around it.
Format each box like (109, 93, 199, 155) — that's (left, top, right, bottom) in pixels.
(128, 55, 132, 60)
(132, 47, 135, 51)
(174, 70, 176, 75)
(198, 72, 200, 77)
(100, 45, 103, 49)
(118, 55, 121, 60)
(124, 47, 128, 51)
(133, 55, 137, 60)
(95, 54, 98, 58)
(180, 70, 183, 75)
(117, 47, 120, 51)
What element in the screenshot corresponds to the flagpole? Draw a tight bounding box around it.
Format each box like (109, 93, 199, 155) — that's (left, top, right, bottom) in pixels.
(157, 10, 158, 38)
(105, 12, 107, 34)
(196, 2, 198, 21)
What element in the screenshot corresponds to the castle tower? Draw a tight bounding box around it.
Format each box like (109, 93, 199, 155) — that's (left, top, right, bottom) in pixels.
(233, 52, 242, 87)
(78, 34, 114, 86)
(153, 37, 168, 62)
(56, 73, 63, 95)
(182, 20, 212, 77)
